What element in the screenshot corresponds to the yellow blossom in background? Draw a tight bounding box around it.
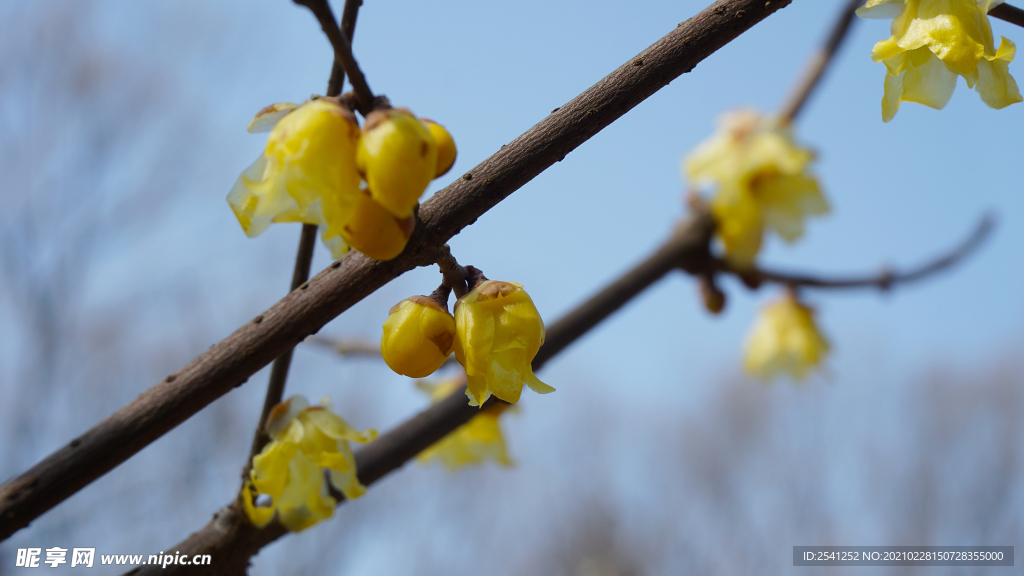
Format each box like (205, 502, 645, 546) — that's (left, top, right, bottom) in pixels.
(381, 296, 456, 378)
(858, 0, 1021, 121)
(357, 108, 438, 219)
(227, 99, 363, 259)
(242, 395, 376, 532)
(416, 380, 513, 471)
(454, 280, 554, 406)
(743, 294, 830, 381)
(684, 110, 829, 266)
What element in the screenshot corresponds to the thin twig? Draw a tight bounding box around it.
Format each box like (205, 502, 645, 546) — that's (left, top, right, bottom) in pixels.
(778, 0, 863, 122)
(245, 225, 319, 469)
(306, 335, 383, 359)
(294, 0, 375, 115)
(326, 0, 362, 96)
(714, 214, 994, 290)
(127, 208, 718, 575)
(244, 0, 365, 478)
(0, 0, 794, 540)
(990, 2, 1024, 28)
(435, 244, 469, 299)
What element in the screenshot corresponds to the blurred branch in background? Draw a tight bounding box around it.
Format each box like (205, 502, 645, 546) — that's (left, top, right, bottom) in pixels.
(0, 0, 796, 539)
(778, 0, 863, 122)
(246, 0, 366, 481)
(715, 214, 994, 290)
(139, 196, 993, 574)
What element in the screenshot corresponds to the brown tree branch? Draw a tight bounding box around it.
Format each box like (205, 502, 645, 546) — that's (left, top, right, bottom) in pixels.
(244, 0, 365, 484)
(125, 208, 718, 575)
(294, 0, 375, 115)
(133, 203, 992, 574)
(714, 214, 994, 290)
(778, 0, 862, 122)
(0, 0, 794, 541)
(990, 2, 1024, 28)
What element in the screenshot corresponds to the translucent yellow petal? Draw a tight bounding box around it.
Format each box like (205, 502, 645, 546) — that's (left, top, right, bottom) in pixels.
(247, 102, 300, 133)
(873, 38, 907, 64)
(974, 38, 1023, 108)
(882, 70, 905, 121)
(900, 49, 959, 108)
(275, 453, 335, 532)
(856, 0, 906, 19)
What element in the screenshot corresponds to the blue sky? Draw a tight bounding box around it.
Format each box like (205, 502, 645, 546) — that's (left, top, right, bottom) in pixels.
(1, 1, 1023, 574)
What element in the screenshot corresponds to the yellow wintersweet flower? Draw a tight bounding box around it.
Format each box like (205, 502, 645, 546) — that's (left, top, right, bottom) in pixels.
(858, 0, 1022, 121)
(227, 99, 363, 259)
(684, 110, 829, 266)
(415, 380, 513, 471)
(242, 395, 376, 532)
(357, 108, 438, 219)
(381, 296, 456, 378)
(453, 280, 554, 406)
(743, 294, 830, 381)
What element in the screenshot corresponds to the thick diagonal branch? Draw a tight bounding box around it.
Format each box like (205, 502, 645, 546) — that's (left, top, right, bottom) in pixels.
(0, 0, 794, 541)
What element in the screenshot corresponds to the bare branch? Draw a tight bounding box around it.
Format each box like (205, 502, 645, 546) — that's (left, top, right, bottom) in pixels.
(293, 0, 375, 115)
(326, 0, 362, 97)
(0, 0, 794, 540)
(990, 2, 1024, 28)
(245, 0, 366, 482)
(127, 208, 991, 575)
(714, 214, 994, 290)
(778, 0, 862, 122)
(306, 335, 383, 359)
(128, 209, 717, 575)
(435, 244, 469, 299)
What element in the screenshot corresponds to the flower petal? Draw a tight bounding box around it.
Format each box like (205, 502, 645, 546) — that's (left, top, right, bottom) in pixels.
(247, 102, 299, 133)
(856, 0, 906, 19)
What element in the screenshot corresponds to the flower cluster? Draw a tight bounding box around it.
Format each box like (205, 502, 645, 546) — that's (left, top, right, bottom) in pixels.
(858, 0, 1022, 121)
(684, 109, 829, 266)
(242, 395, 376, 532)
(743, 294, 830, 381)
(228, 99, 455, 261)
(415, 379, 513, 471)
(381, 277, 554, 407)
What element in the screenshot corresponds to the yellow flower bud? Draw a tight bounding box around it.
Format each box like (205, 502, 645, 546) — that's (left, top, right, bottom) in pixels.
(228, 99, 362, 245)
(357, 108, 437, 218)
(381, 296, 456, 378)
(453, 280, 554, 406)
(328, 189, 415, 261)
(242, 395, 376, 532)
(421, 118, 457, 177)
(743, 295, 829, 381)
(416, 380, 513, 471)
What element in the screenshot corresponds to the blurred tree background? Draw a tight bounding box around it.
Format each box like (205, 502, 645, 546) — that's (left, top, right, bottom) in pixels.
(1, 0, 1022, 574)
